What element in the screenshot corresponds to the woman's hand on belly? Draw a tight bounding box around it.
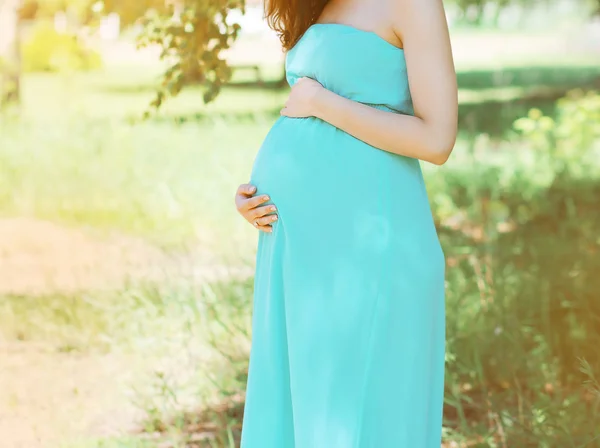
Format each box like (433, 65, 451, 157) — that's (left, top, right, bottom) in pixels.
(234, 183, 278, 233)
(280, 77, 324, 118)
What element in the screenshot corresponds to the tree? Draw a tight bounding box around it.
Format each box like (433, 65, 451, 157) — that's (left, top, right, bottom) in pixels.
(9, 0, 246, 111)
(103, 0, 598, 110)
(135, 0, 245, 111)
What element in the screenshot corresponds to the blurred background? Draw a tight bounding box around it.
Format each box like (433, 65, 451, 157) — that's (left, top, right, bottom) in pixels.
(0, 0, 599, 447)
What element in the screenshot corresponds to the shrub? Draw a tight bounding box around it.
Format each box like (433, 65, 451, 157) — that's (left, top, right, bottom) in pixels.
(434, 91, 600, 446)
(22, 21, 102, 73)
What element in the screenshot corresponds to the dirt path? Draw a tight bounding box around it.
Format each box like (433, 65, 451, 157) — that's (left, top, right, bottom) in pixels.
(0, 217, 174, 296)
(0, 218, 157, 447)
(0, 218, 236, 448)
(0, 342, 145, 448)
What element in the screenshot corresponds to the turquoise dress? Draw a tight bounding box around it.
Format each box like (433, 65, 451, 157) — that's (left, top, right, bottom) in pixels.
(243, 23, 446, 448)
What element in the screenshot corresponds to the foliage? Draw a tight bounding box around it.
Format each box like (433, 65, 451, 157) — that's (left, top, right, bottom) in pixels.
(430, 91, 600, 446)
(189, 91, 600, 446)
(1, 65, 599, 445)
(18, 0, 169, 24)
(98, 0, 169, 27)
(19, 0, 95, 22)
(21, 0, 250, 110)
(448, 0, 558, 26)
(513, 90, 600, 177)
(21, 21, 102, 72)
(136, 0, 245, 112)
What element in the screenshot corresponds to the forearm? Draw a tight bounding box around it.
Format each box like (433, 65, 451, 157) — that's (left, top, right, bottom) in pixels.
(312, 89, 455, 165)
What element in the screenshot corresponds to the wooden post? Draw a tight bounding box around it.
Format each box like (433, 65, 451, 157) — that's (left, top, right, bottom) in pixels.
(0, 0, 22, 105)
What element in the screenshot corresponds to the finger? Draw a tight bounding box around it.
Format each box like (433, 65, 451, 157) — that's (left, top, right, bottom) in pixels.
(244, 194, 271, 210)
(253, 214, 279, 227)
(236, 183, 257, 197)
(250, 204, 277, 219)
(256, 224, 273, 233)
(249, 213, 278, 233)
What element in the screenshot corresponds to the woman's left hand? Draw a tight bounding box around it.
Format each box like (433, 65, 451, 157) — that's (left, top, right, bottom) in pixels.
(280, 77, 324, 118)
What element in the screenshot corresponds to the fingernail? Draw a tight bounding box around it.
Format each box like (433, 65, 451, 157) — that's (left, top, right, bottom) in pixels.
(263, 196, 270, 201)
(267, 227, 273, 233)
(270, 206, 276, 211)
(271, 215, 278, 221)
(249, 186, 256, 192)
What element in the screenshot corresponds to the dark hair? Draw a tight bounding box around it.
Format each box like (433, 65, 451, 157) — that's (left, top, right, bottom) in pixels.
(264, 0, 329, 51)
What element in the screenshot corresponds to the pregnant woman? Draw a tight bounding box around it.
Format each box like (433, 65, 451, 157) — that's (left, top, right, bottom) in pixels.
(234, 0, 457, 446)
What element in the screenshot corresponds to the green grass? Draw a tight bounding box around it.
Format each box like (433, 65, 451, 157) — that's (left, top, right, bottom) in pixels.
(0, 115, 265, 250)
(62, 437, 157, 448)
(1, 43, 599, 447)
(2, 66, 284, 254)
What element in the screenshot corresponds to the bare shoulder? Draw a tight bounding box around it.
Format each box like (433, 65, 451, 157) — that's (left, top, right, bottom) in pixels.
(392, 0, 447, 21)
(391, 0, 449, 44)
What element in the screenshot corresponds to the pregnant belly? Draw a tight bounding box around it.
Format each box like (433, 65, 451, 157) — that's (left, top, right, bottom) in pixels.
(250, 116, 444, 281)
(250, 116, 424, 209)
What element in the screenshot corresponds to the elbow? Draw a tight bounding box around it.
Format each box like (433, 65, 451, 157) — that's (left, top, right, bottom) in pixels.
(427, 131, 456, 166)
(424, 121, 457, 166)
(423, 126, 457, 166)
(429, 149, 451, 166)
(428, 143, 454, 166)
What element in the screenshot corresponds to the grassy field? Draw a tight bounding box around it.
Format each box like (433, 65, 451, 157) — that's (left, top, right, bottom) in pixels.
(1, 30, 600, 447)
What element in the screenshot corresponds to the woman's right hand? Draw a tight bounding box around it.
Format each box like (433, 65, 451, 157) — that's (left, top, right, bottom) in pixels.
(235, 183, 279, 233)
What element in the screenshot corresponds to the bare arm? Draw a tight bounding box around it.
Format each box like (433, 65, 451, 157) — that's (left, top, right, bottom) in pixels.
(281, 0, 458, 165)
